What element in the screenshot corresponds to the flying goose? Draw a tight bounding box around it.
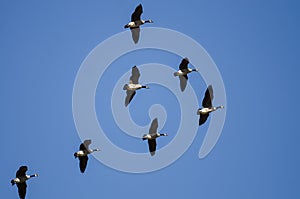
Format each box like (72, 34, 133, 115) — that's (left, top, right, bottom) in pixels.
(197, 85, 224, 126)
(74, 139, 100, 173)
(124, 4, 153, 43)
(11, 166, 38, 199)
(174, 58, 198, 91)
(123, 66, 149, 107)
(142, 118, 168, 156)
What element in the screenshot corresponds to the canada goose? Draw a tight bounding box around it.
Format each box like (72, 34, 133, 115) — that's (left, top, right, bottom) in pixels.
(142, 118, 168, 156)
(124, 4, 153, 43)
(11, 166, 38, 199)
(174, 58, 198, 91)
(123, 66, 149, 107)
(74, 139, 100, 173)
(197, 85, 224, 126)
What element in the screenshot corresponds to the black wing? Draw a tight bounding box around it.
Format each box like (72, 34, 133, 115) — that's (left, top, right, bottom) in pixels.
(131, 4, 143, 21)
(179, 58, 189, 71)
(148, 139, 157, 156)
(149, 118, 158, 136)
(125, 90, 136, 107)
(202, 85, 213, 108)
(16, 166, 27, 178)
(199, 113, 210, 126)
(130, 66, 140, 84)
(79, 155, 88, 173)
(79, 143, 87, 151)
(17, 182, 27, 199)
(80, 139, 91, 151)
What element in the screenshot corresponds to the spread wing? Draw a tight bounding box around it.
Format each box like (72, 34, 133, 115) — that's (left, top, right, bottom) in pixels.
(17, 182, 27, 199)
(179, 75, 188, 91)
(202, 85, 213, 108)
(148, 139, 157, 156)
(179, 58, 189, 71)
(199, 113, 210, 126)
(16, 166, 27, 178)
(125, 90, 136, 107)
(80, 140, 91, 150)
(131, 4, 143, 21)
(130, 27, 140, 43)
(149, 118, 158, 136)
(130, 66, 140, 84)
(79, 156, 88, 173)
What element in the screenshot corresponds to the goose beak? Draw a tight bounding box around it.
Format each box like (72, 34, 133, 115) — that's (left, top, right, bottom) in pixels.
(35, 174, 39, 177)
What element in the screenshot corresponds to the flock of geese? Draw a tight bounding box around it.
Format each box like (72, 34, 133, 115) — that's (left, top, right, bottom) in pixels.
(10, 4, 224, 199)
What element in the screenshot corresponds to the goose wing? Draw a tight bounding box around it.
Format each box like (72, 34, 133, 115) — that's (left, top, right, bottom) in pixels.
(149, 118, 158, 136)
(202, 85, 213, 108)
(80, 139, 91, 150)
(179, 58, 189, 71)
(17, 182, 27, 199)
(125, 90, 136, 107)
(148, 139, 157, 156)
(179, 75, 188, 91)
(131, 4, 143, 21)
(130, 27, 140, 44)
(199, 113, 210, 126)
(16, 166, 27, 178)
(130, 66, 140, 84)
(79, 155, 88, 173)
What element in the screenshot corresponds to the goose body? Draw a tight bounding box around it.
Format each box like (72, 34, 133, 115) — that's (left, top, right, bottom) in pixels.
(11, 166, 38, 199)
(124, 4, 153, 43)
(197, 85, 224, 126)
(123, 66, 149, 106)
(124, 4, 153, 29)
(142, 118, 168, 156)
(174, 58, 198, 91)
(74, 139, 100, 173)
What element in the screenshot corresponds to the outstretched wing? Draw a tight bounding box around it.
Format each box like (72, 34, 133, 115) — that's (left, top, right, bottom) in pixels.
(16, 166, 27, 178)
(17, 182, 27, 199)
(179, 58, 189, 71)
(80, 140, 91, 150)
(130, 27, 140, 44)
(130, 66, 140, 84)
(179, 75, 188, 92)
(202, 85, 213, 108)
(79, 156, 89, 173)
(199, 113, 210, 126)
(149, 118, 158, 136)
(148, 139, 157, 156)
(125, 90, 136, 107)
(131, 4, 143, 21)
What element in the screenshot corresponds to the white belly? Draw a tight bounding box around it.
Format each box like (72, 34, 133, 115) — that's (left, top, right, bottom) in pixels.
(127, 84, 141, 90)
(198, 108, 211, 114)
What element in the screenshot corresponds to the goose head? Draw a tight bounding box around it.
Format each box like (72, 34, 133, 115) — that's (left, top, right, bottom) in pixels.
(160, 133, 168, 137)
(145, 20, 153, 23)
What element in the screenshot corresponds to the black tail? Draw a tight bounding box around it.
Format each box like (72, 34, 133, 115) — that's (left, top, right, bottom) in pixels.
(124, 24, 129, 28)
(11, 180, 15, 186)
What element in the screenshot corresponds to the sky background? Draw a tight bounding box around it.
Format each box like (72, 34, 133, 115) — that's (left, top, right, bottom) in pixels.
(1, 0, 300, 198)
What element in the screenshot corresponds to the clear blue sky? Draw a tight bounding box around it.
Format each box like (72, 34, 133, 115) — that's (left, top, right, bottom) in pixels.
(1, 0, 300, 198)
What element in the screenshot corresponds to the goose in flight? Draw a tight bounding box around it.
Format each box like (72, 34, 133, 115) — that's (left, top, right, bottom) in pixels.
(11, 166, 38, 199)
(197, 85, 224, 126)
(174, 58, 198, 91)
(123, 66, 149, 107)
(142, 118, 168, 156)
(124, 4, 153, 43)
(74, 139, 100, 173)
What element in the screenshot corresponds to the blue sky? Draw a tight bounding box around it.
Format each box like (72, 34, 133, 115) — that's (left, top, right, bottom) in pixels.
(1, 0, 300, 198)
